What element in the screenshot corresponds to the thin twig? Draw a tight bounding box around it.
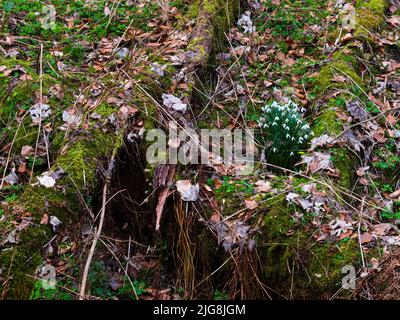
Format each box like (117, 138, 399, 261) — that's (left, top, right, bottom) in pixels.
(358, 196, 366, 269)
(79, 149, 117, 299)
(29, 44, 44, 182)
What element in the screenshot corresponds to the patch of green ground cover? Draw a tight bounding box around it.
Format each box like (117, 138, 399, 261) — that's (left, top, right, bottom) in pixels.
(2, 0, 160, 41)
(355, 0, 387, 39)
(0, 120, 122, 299)
(0, 57, 40, 120)
(256, 0, 330, 53)
(372, 137, 400, 190)
(0, 56, 84, 157)
(257, 193, 383, 298)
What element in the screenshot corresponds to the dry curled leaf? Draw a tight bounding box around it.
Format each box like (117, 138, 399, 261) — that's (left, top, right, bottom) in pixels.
(162, 93, 187, 112)
(254, 180, 271, 193)
(301, 152, 333, 174)
(40, 213, 49, 225)
(360, 232, 373, 244)
(244, 198, 258, 210)
(176, 180, 199, 201)
(347, 100, 368, 122)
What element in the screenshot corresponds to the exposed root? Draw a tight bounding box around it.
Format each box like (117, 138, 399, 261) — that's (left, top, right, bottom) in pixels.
(172, 198, 196, 298)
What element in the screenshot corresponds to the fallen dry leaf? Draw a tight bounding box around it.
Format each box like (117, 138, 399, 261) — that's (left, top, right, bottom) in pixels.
(255, 180, 272, 193)
(359, 232, 373, 244)
(301, 152, 334, 174)
(244, 198, 258, 210)
(356, 166, 370, 177)
(176, 180, 199, 201)
(40, 213, 49, 225)
(386, 16, 400, 27)
(389, 189, 400, 199)
(21, 145, 35, 157)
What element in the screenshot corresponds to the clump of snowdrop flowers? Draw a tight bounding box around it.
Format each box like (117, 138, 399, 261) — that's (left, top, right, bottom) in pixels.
(257, 100, 313, 168)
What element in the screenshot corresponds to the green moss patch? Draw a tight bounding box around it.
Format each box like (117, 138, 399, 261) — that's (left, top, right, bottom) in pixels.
(355, 0, 387, 39)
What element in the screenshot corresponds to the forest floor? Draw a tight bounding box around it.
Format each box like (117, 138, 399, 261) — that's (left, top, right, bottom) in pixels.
(1, 0, 400, 300)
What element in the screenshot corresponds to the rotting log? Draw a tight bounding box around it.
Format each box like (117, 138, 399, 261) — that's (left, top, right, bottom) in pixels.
(151, 0, 240, 297)
(153, 0, 240, 228)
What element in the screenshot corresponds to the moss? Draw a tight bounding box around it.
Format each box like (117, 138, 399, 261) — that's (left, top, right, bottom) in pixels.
(212, 0, 238, 48)
(305, 239, 361, 295)
(10, 118, 40, 154)
(142, 101, 159, 132)
(312, 108, 343, 137)
(203, 0, 218, 14)
(355, 0, 386, 39)
(57, 129, 120, 189)
(0, 57, 58, 121)
(262, 195, 296, 237)
(186, 0, 200, 19)
(312, 124, 357, 191)
(51, 131, 66, 153)
(316, 58, 363, 93)
(95, 103, 118, 117)
(1, 191, 70, 299)
(259, 197, 305, 293)
(258, 196, 376, 298)
(331, 147, 357, 190)
(1, 226, 49, 299)
(311, 100, 358, 190)
(190, 0, 239, 54)
(187, 36, 207, 51)
(21, 186, 79, 223)
(1, 127, 122, 299)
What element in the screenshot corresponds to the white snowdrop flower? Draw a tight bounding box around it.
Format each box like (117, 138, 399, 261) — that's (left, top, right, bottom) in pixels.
(264, 124, 269, 128)
(292, 137, 296, 141)
(304, 134, 308, 139)
(272, 122, 277, 126)
(285, 126, 290, 131)
(274, 116, 279, 121)
(298, 137, 303, 143)
(273, 147, 277, 153)
(302, 124, 310, 130)
(290, 152, 294, 156)
(285, 118, 289, 123)
(286, 134, 291, 139)
(310, 131, 315, 136)
(297, 119, 302, 125)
